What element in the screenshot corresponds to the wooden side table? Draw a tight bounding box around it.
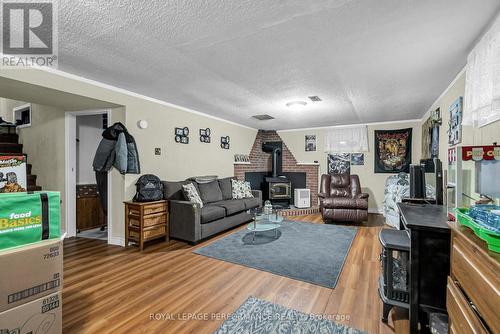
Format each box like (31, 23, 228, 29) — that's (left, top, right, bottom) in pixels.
(124, 200, 169, 250)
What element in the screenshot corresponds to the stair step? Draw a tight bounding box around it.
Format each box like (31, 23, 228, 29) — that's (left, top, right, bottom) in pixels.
(0, 143, 23, 154)
(27, 185, 42, 192)
(0, 133, 19, 144)
(27, 174, 37, 187)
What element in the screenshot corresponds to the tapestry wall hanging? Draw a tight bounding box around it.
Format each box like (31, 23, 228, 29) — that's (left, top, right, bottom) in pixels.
(448, 97, 463, 146)
(374, 128, 412, 173)
(327, 153, 350, 174)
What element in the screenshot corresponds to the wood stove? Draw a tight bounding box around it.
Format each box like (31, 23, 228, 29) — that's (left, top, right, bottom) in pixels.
(262, 141, 291, 206)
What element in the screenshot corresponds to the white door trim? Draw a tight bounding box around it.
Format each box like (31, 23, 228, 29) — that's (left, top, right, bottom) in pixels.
(64, 109, 114, 245)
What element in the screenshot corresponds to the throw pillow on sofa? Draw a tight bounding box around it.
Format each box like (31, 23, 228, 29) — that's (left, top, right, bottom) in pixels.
(231, 179, 253, 199)
(198, 180, 223, 203)
(182, 183, 204, 208)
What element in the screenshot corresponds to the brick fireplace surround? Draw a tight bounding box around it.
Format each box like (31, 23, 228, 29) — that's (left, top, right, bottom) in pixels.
(234, 130, 320, 213)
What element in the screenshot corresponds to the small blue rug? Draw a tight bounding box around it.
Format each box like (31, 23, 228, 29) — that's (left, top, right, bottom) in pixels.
(214, 296, 367, 334)
(193, 221, 357, 288)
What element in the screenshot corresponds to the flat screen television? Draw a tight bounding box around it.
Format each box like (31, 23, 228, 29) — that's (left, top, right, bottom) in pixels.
(412, 158, 443, 204)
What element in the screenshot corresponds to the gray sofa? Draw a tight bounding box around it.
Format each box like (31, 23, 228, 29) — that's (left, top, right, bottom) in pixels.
(162, 176, 262, 244)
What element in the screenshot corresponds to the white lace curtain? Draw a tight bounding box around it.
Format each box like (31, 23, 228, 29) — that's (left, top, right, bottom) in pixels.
(463, 13, 500, 128)
(324, 125, 368, 153)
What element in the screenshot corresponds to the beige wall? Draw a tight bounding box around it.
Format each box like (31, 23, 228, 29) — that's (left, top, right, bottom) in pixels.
(422, 71, 500, 162)
(0, 97, 25, 122)
(421, 70, 500, 205)
(279, 121, 422, 211)
(0, 68, 256, 244)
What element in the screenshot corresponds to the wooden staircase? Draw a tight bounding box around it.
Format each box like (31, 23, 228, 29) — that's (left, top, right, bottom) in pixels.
(0, 132, 42, 191)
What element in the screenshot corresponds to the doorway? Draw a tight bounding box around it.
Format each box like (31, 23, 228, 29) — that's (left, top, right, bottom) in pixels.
(65, 110, 112, 243)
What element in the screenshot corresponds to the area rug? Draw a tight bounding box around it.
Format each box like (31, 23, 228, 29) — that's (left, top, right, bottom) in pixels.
(214, 296, 366, 334)
(193, 221, 356, 288)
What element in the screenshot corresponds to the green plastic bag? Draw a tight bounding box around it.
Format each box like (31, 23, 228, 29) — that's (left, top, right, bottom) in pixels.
(0, 191, 60, 251)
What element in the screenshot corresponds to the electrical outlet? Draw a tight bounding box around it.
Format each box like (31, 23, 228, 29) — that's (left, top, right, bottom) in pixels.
(155, 148, 161, 156)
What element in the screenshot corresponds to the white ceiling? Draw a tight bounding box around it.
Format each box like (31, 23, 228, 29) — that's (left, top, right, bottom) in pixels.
(58, 0, 500, 130)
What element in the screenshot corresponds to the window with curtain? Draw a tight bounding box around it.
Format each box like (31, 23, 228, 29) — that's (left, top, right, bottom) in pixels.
(463, 14, 500, 128)
(324, 125, 368, 153)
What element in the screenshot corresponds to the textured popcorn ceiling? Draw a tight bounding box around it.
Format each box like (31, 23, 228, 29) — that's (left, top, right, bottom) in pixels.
(58, 0, 500, 130)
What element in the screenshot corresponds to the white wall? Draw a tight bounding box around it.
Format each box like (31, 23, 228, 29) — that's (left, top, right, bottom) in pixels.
(76, 114, 103, 184)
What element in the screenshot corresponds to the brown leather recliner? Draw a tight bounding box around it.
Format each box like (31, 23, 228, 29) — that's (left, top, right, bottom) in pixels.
(318, 173, 369, 223)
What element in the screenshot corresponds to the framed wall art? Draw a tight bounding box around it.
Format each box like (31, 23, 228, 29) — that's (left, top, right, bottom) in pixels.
(305, 135, 316, 151)
(221, 136, 230, 149)
(327, 153, 350, 174)
(350, 153, 364, 166)
(448, 97, 463, 146)
(175, 127, 189, 144)
(199, 128, 211, 143)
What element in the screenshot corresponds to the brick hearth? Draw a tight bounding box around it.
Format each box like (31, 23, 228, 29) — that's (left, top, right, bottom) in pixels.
(234, 130, 319, 206)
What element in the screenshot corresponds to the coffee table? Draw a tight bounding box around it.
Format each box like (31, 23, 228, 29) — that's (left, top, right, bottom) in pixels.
(247, 207, 284, 244)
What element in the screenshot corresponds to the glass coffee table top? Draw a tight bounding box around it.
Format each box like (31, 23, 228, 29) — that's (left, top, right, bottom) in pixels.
(246, 207, 285, 243)
(247, 222, 281, 232)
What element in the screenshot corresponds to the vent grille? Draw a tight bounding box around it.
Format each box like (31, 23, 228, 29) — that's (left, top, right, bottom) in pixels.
(308, 96, 322, 102)
(252, 114, 275, 121)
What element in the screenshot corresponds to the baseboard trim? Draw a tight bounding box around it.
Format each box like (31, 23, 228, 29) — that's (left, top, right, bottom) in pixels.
(109, 237, 125, 247)
(368, 208, 383, 214)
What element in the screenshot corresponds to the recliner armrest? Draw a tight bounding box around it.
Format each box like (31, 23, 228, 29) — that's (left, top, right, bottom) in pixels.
(356, 193, 369, 199)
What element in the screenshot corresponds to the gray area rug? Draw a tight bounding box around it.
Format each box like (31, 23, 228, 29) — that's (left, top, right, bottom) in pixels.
(214, 296, 366, 334)
(193, 221, 357, 288)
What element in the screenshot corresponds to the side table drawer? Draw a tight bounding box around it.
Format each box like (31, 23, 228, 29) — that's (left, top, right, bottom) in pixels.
(128, 212, 167, 227)
(129, 224, 166, 241)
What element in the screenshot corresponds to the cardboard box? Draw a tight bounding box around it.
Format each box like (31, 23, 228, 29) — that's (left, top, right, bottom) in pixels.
(0, 291, 62, 334)
(0, 238, 63, 313)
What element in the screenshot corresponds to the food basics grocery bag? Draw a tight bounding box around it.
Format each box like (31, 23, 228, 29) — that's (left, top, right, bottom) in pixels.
(0, 192, 60, 251)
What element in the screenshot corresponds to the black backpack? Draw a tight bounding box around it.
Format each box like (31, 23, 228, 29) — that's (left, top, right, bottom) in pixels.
(133, 174, 164, 202)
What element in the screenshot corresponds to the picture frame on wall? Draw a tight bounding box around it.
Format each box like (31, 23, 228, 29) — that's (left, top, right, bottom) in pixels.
(175, 127, 189, 144)
(221, 136, 230, 149)
(199, 128, 211, 143)
(327, 153, 351, 174)
(350, 153, 364, 165)
(305, 135, 316, 151)
(448, 97, 463, 146)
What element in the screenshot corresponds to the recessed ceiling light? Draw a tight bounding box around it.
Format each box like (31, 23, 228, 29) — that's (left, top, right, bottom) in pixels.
(286, 101, 307, 111)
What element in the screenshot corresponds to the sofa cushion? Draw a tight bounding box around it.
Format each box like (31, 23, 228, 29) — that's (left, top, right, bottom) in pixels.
(211, 200, 246, 216)
(200, 205, 226, 224)
(198, 180, 223, 203)
(162, 181, 187, 200)
(243, 197, 260, 210)
(218, 177, 234, 200)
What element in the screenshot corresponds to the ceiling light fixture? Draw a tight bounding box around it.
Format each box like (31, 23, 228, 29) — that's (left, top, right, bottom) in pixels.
(285, 101, 307, 111)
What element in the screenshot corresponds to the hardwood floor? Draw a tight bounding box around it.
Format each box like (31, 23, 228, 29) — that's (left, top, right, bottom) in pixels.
(63, 214, 408, 333)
